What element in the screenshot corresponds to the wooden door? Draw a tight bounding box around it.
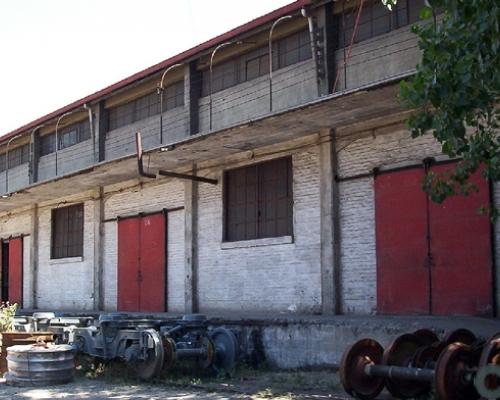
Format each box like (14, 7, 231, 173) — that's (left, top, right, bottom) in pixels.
(117, 213, 166, 312)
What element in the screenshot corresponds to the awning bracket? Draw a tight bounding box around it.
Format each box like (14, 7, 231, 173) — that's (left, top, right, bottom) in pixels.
(135, 132, 218, 185)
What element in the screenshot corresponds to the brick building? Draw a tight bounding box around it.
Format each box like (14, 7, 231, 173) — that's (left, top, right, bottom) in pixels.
(0, 0, 498, 318)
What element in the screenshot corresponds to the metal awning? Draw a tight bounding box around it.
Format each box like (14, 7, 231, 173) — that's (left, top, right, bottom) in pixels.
(0, 79, 405, 213)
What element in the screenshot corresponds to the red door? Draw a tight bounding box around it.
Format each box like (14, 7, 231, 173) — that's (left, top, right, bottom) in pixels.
(375, 164, 493, 316)
(375, 167, 430, 314)
(429, 165, 492, 315)
(117, 213, 166, 312)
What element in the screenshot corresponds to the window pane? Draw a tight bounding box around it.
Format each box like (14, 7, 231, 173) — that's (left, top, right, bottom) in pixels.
(225, 157, 292, 241)
(51, 204, 84, 259)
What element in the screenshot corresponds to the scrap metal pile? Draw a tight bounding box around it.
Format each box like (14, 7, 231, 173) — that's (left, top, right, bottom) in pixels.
(340, 328, 500, 400)
(14, 313, 239, 380)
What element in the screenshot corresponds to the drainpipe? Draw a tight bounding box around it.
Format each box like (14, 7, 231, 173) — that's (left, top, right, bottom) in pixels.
(209, 41, 244, 131)
(5, 134, 22, 194)
(302, 6, 321, 97)
(157, 63, 183, 144)
(269, 15, 293, 112)
(83, 103, 96, 163)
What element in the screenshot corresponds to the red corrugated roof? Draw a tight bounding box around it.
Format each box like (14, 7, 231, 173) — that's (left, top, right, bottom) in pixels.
(2, 0, 310, 143)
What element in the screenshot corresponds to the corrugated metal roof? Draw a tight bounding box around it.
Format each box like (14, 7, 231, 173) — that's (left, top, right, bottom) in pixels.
(1, 0, 310, 143)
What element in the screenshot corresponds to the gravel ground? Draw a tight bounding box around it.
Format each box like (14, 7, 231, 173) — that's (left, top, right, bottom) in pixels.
(0, 368, 350, 400)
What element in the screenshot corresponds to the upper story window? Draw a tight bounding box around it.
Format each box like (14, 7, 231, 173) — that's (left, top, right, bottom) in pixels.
(342, 0, 425, 46)
(202, 28, 312, 96)
(224, 157, 293, 242)
(277, 29, 311, 69)
(39, 119, 91, 156)
(108, 80, 184, 131)
(0, 143, 30, 172)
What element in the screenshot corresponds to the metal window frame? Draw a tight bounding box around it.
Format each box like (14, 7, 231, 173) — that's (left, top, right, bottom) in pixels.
(51, 203, 84, 259)
(223, 156, 293, 242)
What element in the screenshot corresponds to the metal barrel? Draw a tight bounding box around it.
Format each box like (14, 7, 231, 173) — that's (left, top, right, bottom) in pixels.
(5, 344, 74, 386)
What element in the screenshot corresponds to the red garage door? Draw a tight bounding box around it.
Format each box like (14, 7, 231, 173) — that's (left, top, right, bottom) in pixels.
(0, 237, 24, 307)
(117, 213, 166, 312)
(375, 164, 493, 316)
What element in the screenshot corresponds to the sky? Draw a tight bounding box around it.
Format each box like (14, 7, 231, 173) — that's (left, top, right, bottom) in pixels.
(0, 0, 292, 136)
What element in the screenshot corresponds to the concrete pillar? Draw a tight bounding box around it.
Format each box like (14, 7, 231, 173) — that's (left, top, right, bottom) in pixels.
(29, 204, 38, 309)
(319, 128, 341, 314)
(317, 2, 341, 96)
(93, 187, 104, 310)
(184, 168, 198, 313)
(186, 61, 202, 136)
(29, 129, 40, 184)
(96, 101, 108, 162)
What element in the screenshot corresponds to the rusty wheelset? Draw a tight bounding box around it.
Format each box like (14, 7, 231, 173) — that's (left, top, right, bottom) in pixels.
(339, 328, 500, 400)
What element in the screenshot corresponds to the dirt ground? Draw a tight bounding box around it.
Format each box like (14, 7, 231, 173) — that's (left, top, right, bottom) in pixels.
(0, 364, 352, 400)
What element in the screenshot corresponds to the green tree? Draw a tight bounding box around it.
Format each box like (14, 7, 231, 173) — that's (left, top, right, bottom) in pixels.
(386, 0, 500, 215)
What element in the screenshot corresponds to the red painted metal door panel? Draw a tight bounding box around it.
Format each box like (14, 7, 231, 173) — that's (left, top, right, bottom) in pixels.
(375, 168, 430, 314)
(8, 237, 23, 307)
(138, 214, 165, 312)
(429, 165, 493, 316)
(117, 213, 166, 312)
(118, 218, 141, 311)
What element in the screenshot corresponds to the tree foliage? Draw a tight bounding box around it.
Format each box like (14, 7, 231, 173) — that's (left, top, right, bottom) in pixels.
(396, 0, 500, 214)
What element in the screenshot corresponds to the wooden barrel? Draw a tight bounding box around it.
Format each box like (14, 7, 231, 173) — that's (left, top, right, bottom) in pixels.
(0, 332, 54, 375)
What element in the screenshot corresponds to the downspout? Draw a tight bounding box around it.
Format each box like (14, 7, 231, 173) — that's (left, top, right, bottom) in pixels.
(302, 6, 321, 97)
(157, 64, 183, 144)
(269, 15, 293, 112)
(209, 41, 244, 131)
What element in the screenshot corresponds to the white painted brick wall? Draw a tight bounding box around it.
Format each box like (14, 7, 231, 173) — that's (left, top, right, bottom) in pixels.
(103, 221, 117, 311)
(23, 235, 32, 309)
(167, 209, 185, 312)
(37, 200, 95, 310)
(196, 147, 322, 313)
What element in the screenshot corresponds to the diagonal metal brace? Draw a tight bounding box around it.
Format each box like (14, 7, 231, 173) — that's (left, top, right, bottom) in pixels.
(135, 132, 218, 185)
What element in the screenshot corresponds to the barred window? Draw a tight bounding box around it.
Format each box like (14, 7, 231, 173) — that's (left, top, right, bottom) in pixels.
(51, 204, 84, 259)
(40, 134, 56, 156)
(277, 29, 312, 69)
(224, 157, 293, 242)
(59, 120, 90, 150)
(342, 0, 425, 46)
(108, 81, 184, 131)
(5, 144, 30, 169)
(246, 53, 269, 81)
(202, 28, 312, 96)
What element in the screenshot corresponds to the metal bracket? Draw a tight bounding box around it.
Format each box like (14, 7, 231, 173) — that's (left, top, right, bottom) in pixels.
(135, 132, 218, 185)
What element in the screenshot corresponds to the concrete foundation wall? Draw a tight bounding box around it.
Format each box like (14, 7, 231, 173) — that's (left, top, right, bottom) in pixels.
(198, 60, 317, 133)
(196, 145, 322, 313)
(335, 23, 420, 91)
(36, 198, 95, 310)
(105, 108, 188, 161)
